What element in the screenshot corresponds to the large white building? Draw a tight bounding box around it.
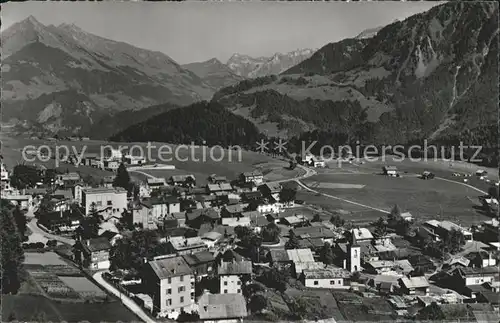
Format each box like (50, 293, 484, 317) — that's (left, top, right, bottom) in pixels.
(82, 187, 128, 216)
(302, 266, 351, 289)
(218, 260, 252, 294)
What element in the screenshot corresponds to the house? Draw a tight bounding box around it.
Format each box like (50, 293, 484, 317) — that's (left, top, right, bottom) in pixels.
(198, 293, 248, 323)
(408, 254, 436, 273)
(103, 160, 120, 172)
(466, 250, 497, 268)
(142, 256, 195, 317)
(218, 260, 252, 294)
(82, 187, 127, 216)
(281, 215, 308, 227)
(38, 210, 82, 233)
(182, 250, 215, 278)
(257, 202, 282, 214)
(246, 211, 269, 233)
(208, 174, 228, 184)
(482, 219, 499, 242)
(221, 216, 251, 227)
(132, 203, 157, 230)
(166, 212, 187, 228)
(258, 182, 282, 201)
(301, 266, 351, 289)
(143, 196, 181, 218)
(239, 171, 263, 185)
(350, 228, 374, 244)
(369, 275, 400, 295)
(451, 267, 498, 287)
(201, 232, 223, 251)
(56, 172, 81, 187)
(206, 183, 233, 195)
(124, 154, 146, 165)
(286, 248, 316, 276)
(382, 166, 398, 176)
(3, 194, 32, 210)
(102, 176, 114, 188)
(81, 153, 100, 167)
(364, 260, 414, 276)
(400, 212, 413, 222)
(313, 159, 326, 168)
(268, 249, 292, 266)
(424, 220, 473, 242)
(221, 204, 245, 218)
(169, 175, 196, 187)
(80, 237, 112, 270)
(241, 191, 263, 203)
(1, 163, 10, 181)
(147, 178, 167, 190)
(398, 276, 430, 296)
(186, 208, 220, 229)
(293, 226, 337, 244)
(72, 183, 89, 205)
(167, 236, 208, 256)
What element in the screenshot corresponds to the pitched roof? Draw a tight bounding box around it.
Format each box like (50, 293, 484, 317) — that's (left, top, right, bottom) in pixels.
(182, 251, 215, 266)
(351, 228, 374, 240)
(293, 226, 335, 239)
(224, 204, 245, 214)
(170, 174, 195, 182)
(218, 260, 252, 275)
(201, 231, 223, 242)
(83, 187, 127, 194)
(168, 236, 206, 251)
(242, 170, 263, 177)
(286, 249, 314, 263)
(303, 266, 350, 279)
(259, 182, 282, 193)
(399, 276, 429, 289)
(198, 293, 247, 320)
(269, 249, 290, 262)
(82, 237, 112, 253)
(148, 256, 192, 279)
(186, 208, 220, 221)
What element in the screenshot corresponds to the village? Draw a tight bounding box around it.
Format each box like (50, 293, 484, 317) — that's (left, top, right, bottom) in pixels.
(1, 146, 500, 323)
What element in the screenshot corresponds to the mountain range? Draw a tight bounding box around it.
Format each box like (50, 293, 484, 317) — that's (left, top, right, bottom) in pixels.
(209, 1, 498, 146)
(1, 16, 214, 135)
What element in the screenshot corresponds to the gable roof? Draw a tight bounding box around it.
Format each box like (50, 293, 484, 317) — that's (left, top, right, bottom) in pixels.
(399, 276, 429, 289)
(182, 251, 215, 266)
(218, 260, 252, 275)
(242, 170, 263, 177)
(186, 208, 220, 221)
(148, 256, 192, 279)
(81, 237, 112, 253)
(198, 293, 247, 320)
(286, 249, 314, 263)
(170, 174, 195, 182)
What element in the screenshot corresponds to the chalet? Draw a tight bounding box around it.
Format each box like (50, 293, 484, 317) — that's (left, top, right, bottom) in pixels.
(466, 250, 497, 268)
(166, 236, 208, 256)
(364, 260, 414, 276)
(218, 260, 252, 294)
(451, 267, 498, 287)
(301, 266, 350, 289)
(239, 171, 263, 185)
(80, 237, 112, 270)
(240, 191, 263, 203)
(198, 293, 248, 323)
(206, 183, 233, 195)
(186, 208, 220, 229)
(167, 212, 187, 228)
(208, 174, 228, 184)
(221, 204, 245, 218)
(281, 215, 309, 228)
(169, 175, 196, 187)
(369, 275, 400, 295)
(268, 249, 292, 266)
(38, 210, 82, 233)
(142, 256, 195, 317)
(142, 196, 181, 218)
(293, 226, 337, 244)
(182, 250, 215, 278)
(56, 172, 81, 187)
(408, 254, 436, 273)
(257, 202, 282, 214)
(258, 182, 282, 201)
(382, 166, 398, 176)
(147, 178, 167, 190)
(424, 220, 473, 242)
(286, 248, 317, 276)
(132, 203, 157, 230)
(398, 276, 430, 296)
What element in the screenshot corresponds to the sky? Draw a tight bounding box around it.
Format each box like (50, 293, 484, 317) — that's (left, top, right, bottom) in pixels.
(2, 1, 443, 64)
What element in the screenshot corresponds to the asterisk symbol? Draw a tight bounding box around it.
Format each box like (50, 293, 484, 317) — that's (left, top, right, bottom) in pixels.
(274, 139, 288, 153)
(256, 139, 269, 153)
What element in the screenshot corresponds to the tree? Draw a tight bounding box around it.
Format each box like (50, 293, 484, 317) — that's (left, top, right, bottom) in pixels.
(319, 242, 335, 265)
(389, 204, 401, 221)
(285, 230, 300, 249)
(488, 185, 499, 199)
(417, 302, 445, 321)
(249, 294, 268, 313)
(290, 297, 309, 319)
(10, 165, 41, 189)
(279, 188, 297, 203)
(373, 217, 388, 237)
(262, 223, 281, 243)
(113, 163, 131, 191)
(260, 266, 289, 292)
(330, 214, 345, 227)
(0, 203, 25, 294)
(12, 205, 27, 239)
(177, 311, 199, 322)
(443, 229, 465, 254)
(185, 176, 196, 188)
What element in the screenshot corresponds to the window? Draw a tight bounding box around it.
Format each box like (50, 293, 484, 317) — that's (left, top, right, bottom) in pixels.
(191, 292, 194, 298)
(354, 250, 358, 258)
(167, 299, 172, 306)
(178, 286, 185, 293)
(168, 278, 171, 284)
(180, 296, 184, 303)
(330, 280, 335, 285)
(107, 200, 112, 206)
(237, 289, 241, 293)
(237, 281, 241, 285)
(167, 288, 171, 295)
(180, 276, 184, 282)
(338, 280, 342, 285)
(224, 289, 228, 294)
(314, 281, 318, 286)
(224, 281, 228, 286)
(96, 201, 102, 206)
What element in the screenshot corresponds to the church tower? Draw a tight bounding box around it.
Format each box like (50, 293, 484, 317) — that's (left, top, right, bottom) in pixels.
(347, 243, 360, 273)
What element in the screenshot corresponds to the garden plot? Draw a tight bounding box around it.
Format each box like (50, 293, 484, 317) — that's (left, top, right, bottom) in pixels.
(24, 252, 68, 266)
(58, 276, 107, 299)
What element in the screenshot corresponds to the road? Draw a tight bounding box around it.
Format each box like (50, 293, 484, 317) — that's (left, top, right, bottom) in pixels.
(26, 208, 76, 245)
(93, 271, 156, 323)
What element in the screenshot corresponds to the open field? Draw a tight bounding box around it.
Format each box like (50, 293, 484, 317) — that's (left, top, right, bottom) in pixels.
(58, 276, 107, 298)
(23, 252, 69, 266)
(302, 172, 487, 226)
(1, 294, 139, 322)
